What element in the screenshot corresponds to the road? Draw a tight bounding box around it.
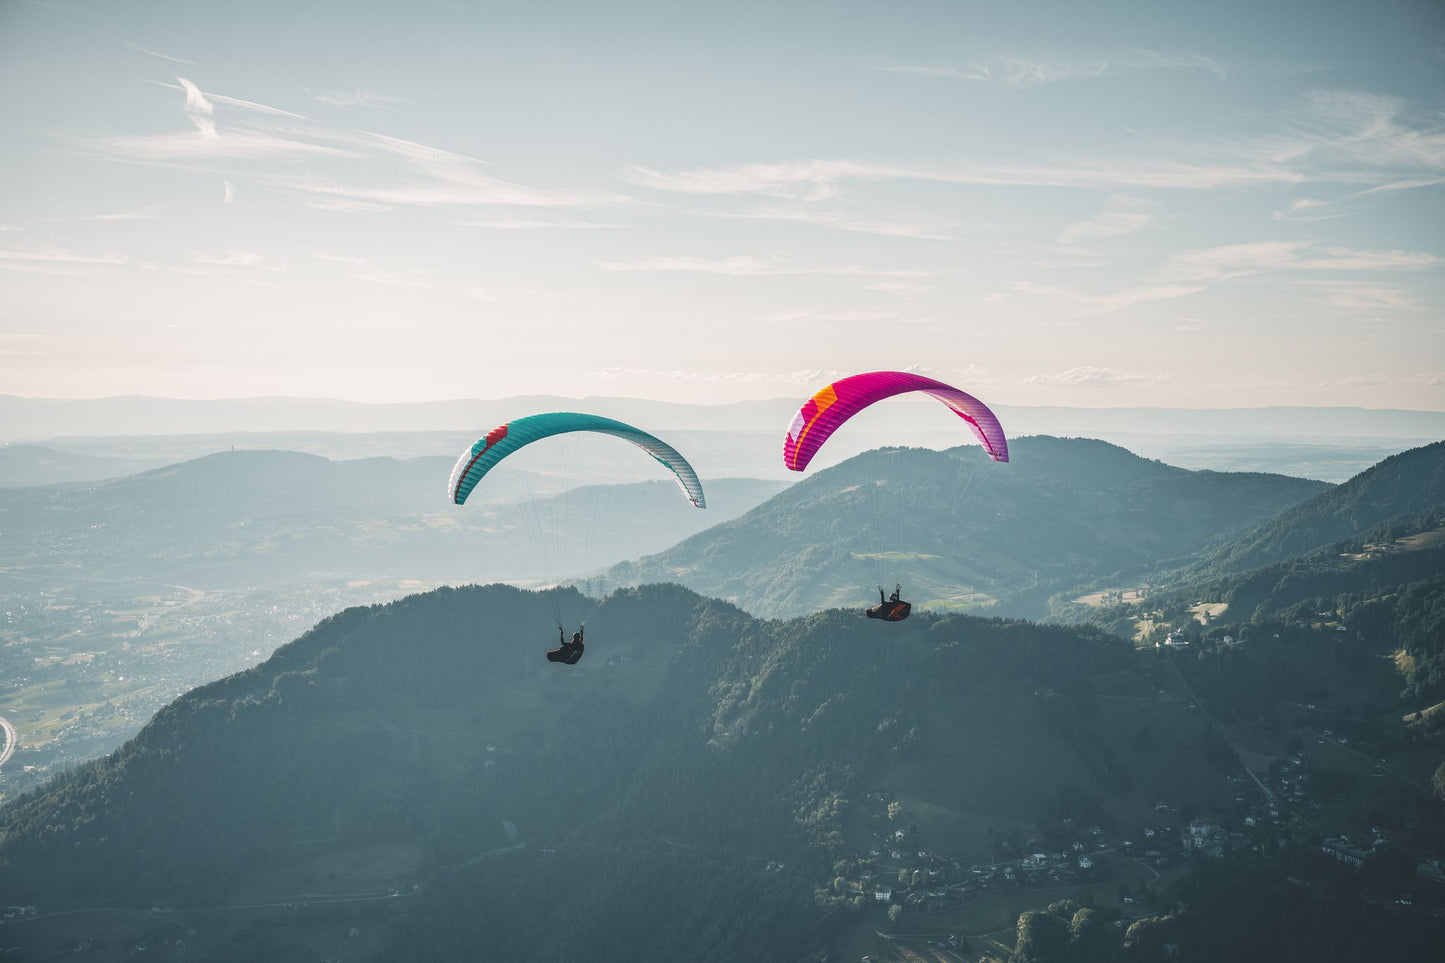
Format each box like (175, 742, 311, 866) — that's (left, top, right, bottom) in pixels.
(0, 711, 15, 773)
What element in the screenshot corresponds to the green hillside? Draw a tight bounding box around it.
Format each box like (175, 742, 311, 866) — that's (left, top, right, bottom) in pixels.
(613, 436, 1328, 619)
(1174, 439, 1445, 582)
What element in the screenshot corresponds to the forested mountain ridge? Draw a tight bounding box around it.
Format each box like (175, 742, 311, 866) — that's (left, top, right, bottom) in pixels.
(0, 582, 1167, 961)
(613, 436, 1329, 619)
(1171, 439, 1445, 583)
(3, 570, 1442, 959)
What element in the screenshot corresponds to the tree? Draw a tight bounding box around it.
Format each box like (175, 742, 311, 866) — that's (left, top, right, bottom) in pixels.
(1433, 759, 1445, 804)
(1012, 908, 1070, 963)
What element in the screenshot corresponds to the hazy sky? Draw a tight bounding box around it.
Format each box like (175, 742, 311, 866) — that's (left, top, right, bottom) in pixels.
(2, 0, 1442, 408)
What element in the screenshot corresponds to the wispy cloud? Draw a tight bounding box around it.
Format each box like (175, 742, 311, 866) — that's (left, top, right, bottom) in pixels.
(879, 48, 1227, 88)
(176, 77, 213, 115)
(286, 130, 629, 209)
(223, 181, 235, 204)
(1292, 90, 1445, 171)
(102, 126, 354, 161)
(303, 194, 394, 213)
(0, 246, 130, 265)
(311, 251, 367, 269)
(317, 89, 410, 109)
(459, 217, 623, 230)
(593, 254, 930, 278)
(97, 79, 347, 162)
(626, 156, 1298, 200)
(309, 254, 496, 300)
(950, 363, 1001, 385)
(1001, 239, 1438, 318)
(120, 40, 197, 65)
(1336, 372, 1445, 388)
(159, 79, 307, 119)
(1311, 282, 1420, 311)
(592, 367, 841, 385)
(46, 208, 157, 222)
(1022, 366, 1173, 387)
(627, 90, 1445, 206)
(864, 280, 937, 296)
(1058, 196, 1153, 244)
(1164, 242, 1439, 282)
(712, 206, 956, 240)
(1011, 280, 1204, 315)
(192, 250, 282, 269)
(758, 308, 900, 323)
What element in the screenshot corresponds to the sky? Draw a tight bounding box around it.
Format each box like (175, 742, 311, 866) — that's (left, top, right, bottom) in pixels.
(1, 0, 1442, 409)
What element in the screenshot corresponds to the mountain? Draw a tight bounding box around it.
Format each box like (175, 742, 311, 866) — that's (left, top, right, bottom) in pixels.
(611, 436, 1330, 619)
(2, 581, 1439, 961)
(1174, 440, 1445, 582)
(0, 450, 788, 589)
(1119, 509, 1445, 709)
(0, 584, 1210, 959)
(0, 444, 167, 488)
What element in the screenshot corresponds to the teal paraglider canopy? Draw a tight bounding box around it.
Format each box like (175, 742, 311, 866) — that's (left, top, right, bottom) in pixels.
(448, 412, 706, 509)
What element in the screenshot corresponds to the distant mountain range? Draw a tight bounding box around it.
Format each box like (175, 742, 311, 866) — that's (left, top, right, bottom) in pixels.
(4, 394, 1441, 482)
(0, 449, 788, 589)
(0, 443, 170, 488)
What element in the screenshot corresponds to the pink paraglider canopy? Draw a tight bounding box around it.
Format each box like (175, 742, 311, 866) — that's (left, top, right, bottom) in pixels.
(784, 370, 1009, 472)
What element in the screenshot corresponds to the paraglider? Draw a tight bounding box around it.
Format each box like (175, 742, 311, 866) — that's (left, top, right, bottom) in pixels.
(783, 371, 1009, 622)
(784, 370, 1009, 473)
(548, 624, 585, 665)
(448, 412, 706, 664)
(868, 584, 911, 622)
(449, 412, 706, 508)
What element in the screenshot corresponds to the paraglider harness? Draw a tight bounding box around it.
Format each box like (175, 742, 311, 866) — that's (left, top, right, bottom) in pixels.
(867, 584, 911, 622)
(548, 624, 585, 665)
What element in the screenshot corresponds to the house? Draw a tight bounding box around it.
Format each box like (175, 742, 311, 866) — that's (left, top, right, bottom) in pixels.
(874, 887, 893, 902)
(1321, 837, 1365, 868)
(1077, 856, 1094, 869)
(1157, 631, 1189, 649)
